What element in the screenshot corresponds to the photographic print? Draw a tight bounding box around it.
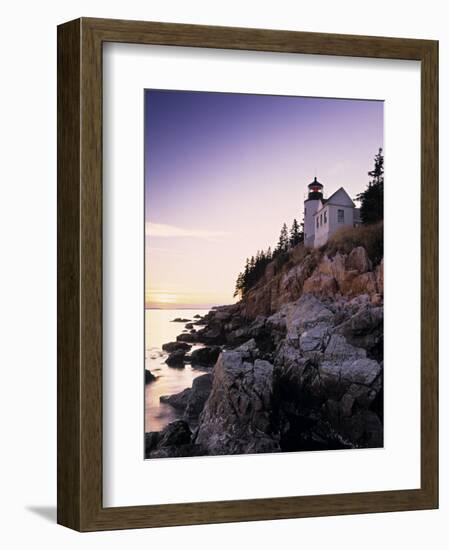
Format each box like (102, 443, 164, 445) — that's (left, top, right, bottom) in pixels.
(144, 90, 384, 459)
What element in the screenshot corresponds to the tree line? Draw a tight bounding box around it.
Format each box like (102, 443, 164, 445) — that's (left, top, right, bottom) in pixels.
(233, 218, 303, 298)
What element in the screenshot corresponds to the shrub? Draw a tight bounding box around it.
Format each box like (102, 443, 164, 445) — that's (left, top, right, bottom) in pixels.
(324, 222, 383, 266)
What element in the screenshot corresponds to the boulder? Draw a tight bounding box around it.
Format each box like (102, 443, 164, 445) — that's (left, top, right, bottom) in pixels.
(145, 421, 206, 459)
(176, 332, 197, 343)
(162, 341, 192, 353)
(336, 304, 383, 355)
(145, 369, 156, 383)
(340, 358, 382, 386)
(316, 253, 342, 278)
(184, 373, 213, 423)
(190, 346, 221, 367)
(302, 272, 338, 298)
(324, 334, 366, 361)
(344, 272, 378, 297)
(196, 327, 223, 344)
(160, 388, 191, 410)
(144, 431, 161, 456)
(346, 246, 372, 273)
(165, 349, 186, 367)
(195, 352, 280, 455)
(279, 293, 335, 337)
(171, 317, 191, 323)
(235, 338, 259, 360)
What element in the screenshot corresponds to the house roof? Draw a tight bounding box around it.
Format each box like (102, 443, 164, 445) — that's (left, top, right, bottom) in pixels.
(326, 187, 355, 206)
(312, 187, 356, 217)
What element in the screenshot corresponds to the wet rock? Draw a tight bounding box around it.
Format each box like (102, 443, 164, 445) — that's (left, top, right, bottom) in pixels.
(160, 388, 191, 410)
(159, 373, 213, 425)
(145, 421, 206, 458)
(171, 317, 191, 323)
(196, 327, 223, 345)
(145, 431, 160, 456)
(190, 346, 221, 367)
(176, 332, 198, 343)
(145, 369, 156, 383)
(165, 349, 186, 367)
(184, 374, 213, 423)
(162, 341, 192, 353)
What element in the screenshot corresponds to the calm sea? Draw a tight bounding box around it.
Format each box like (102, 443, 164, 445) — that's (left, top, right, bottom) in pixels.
(145, 308, 210, 432)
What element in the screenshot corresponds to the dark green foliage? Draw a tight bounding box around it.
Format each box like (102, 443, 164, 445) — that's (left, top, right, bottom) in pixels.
(289, 218, 304, 247)
(233, 248, 273, 298)
(356, 148, 384, 224)
(234, 218, 304, 299)
(276, 223, 289, 254)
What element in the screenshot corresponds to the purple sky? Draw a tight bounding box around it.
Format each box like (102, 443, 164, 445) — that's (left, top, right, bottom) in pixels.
(145, 90, 383, 308)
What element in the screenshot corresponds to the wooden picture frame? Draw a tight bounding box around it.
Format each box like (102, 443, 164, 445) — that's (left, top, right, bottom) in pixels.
(57, 17, 438, 531)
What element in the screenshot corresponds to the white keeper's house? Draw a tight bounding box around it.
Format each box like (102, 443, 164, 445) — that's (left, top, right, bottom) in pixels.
(303, 177, 361, 248)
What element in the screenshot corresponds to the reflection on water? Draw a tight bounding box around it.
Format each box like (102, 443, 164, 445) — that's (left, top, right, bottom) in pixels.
(145, 309, 209, 432)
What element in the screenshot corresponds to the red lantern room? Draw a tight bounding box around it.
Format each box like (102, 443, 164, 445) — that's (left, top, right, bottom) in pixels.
(307, 176, 324, 200)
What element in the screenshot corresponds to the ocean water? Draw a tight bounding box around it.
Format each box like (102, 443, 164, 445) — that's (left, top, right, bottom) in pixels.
(145, 308, 210, 432)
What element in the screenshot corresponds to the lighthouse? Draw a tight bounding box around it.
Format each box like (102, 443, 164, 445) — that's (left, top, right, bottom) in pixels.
(303, 177, 324, 247)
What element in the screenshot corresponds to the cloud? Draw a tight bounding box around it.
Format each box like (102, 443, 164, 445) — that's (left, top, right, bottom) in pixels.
(146, 222, 228, 240)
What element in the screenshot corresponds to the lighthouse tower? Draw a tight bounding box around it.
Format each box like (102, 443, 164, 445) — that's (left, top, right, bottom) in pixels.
(303, 176, 324, 247)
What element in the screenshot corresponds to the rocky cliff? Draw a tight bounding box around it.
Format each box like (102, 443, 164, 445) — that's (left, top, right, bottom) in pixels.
(146, 239, 384, 458)
(238, 243, 383, 319)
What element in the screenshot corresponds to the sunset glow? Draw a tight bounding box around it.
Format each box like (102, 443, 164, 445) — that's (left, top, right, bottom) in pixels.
(145, 90, 383, 309)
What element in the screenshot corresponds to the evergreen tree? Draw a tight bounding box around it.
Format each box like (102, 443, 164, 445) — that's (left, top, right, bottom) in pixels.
(276, 223, 289, 253)
(356, 148, 384, 224)
(233, 272, 244, 298)
(368, 148, 384, 187)
(234, 218, 306, 300)
(289, 218, 303, 247)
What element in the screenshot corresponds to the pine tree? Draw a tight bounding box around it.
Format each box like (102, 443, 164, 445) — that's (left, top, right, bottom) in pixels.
(233, 272, 244, 298)
(368, 148, 384, 187)
(356, 148, 384, 224)
(234, 218, 306, 300)
(276, 223, 289, 253)
(289, 218, 301, 247)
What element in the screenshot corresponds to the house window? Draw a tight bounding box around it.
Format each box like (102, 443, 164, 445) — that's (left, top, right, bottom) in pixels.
(324, 210, 327, 224)
(337, 209, 345, 223)
(320, 214, 323, 226)
(316, 217, 319, 229)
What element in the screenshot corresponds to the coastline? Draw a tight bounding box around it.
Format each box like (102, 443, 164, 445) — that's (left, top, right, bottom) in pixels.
(145, 243, 384, 459)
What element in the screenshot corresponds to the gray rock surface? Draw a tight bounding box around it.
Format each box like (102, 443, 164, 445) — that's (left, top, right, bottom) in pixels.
(145, 421, 206, 459)
(184, 373, 213, 423)
(189, 346, 221, 367)
(195, 352, 280, 455)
